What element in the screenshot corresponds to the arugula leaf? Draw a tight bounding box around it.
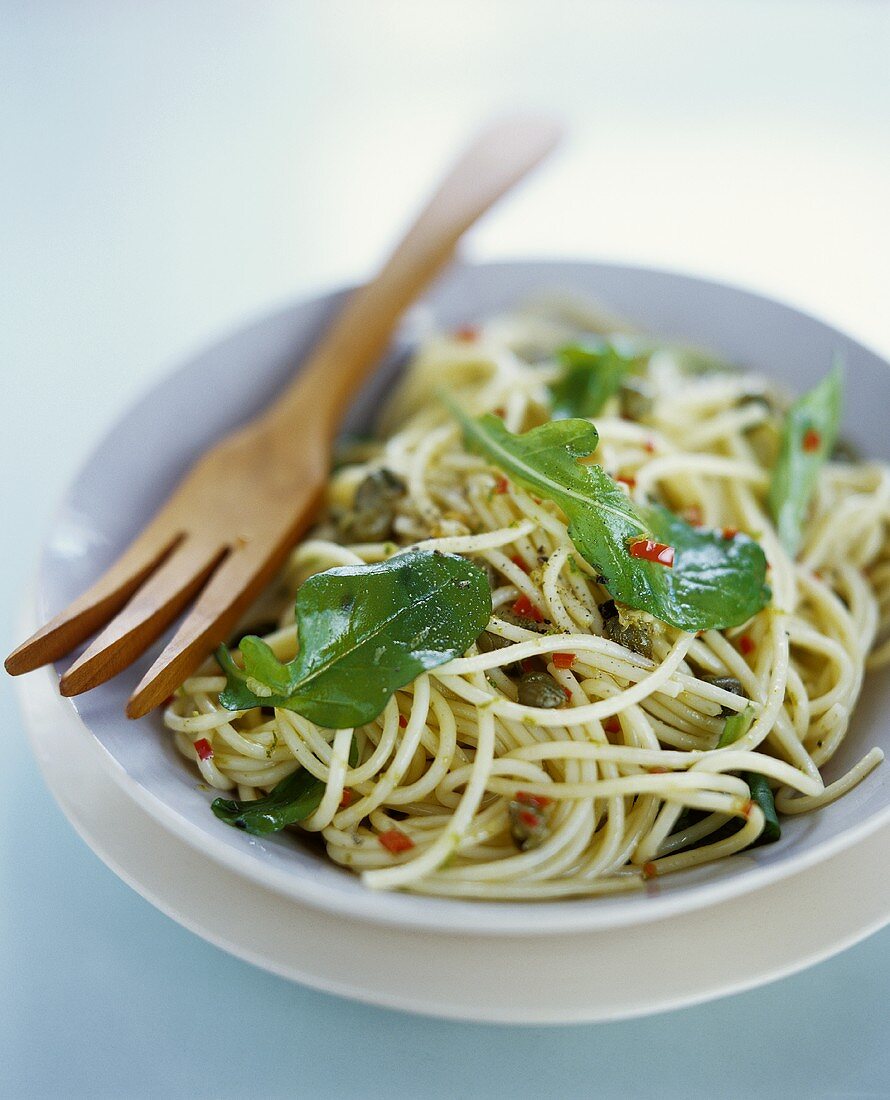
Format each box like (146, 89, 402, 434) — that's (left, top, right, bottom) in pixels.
(743, 771, 781, 843)
(451, 408, 770, 631)
(768, 365, 843, 557)
(717, 704, 755, 748)
(217, 549, 491, 728)
(211, 738, 359, 835)
(549, 342, 635, 419)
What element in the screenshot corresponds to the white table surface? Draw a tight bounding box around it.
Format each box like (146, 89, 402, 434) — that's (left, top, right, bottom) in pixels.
(2, 1, 889, 1096)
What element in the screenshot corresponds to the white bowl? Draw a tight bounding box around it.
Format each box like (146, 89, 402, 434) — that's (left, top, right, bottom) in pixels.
(35, 260, 890, 935)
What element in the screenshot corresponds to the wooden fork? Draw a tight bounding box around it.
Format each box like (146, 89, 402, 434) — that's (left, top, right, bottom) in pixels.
(6, 116, 562, 718)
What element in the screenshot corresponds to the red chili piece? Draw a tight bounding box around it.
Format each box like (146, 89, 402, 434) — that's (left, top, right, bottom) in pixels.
(628, 539, 675, 567)
(339, 789, 354, 808)
(616, 476, 636, 489)
(603, 717, 621, 734)
(552, 652, 576, 669)
(802, 428, 821, 452)
(510, 554, 530, 573)
(515, 791, 553, 809)
(378, 829, 414, 854)
(398, 714, 408, 729)
(722, 527, 738, 540)
(194, 738, 213, 761)
(642, 861, 658, 880)
(512, 594, 545, 622)
(739, 634, 755, 656)
(494, 475, 510, 494)
(644, 438, 656, 454)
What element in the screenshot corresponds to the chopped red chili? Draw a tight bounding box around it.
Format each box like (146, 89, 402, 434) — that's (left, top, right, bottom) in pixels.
(494, 475, 510, 494)
(739, 634, 755, 656)
(510, 554, 530, 573)
(616, 476, 636, 489)
(628, 539, 675, 567)
(603, 717, 621, 734)
(802, 428, 821, 452)
(512, 594, 545, 622)
(644, 438, 656, 454)
(722, 527, 738, 540)
(518, 809, 541, 828)
(642, 861, 658, 880)
(339, 789, 354, 808)
(552, 652, 576, 669)
(453, 324, 478, 342)
(194, 738, 213, 761)
(516, 791, 552, 809)
(378, 828, 414, 854)
(398, 714, 408, 729)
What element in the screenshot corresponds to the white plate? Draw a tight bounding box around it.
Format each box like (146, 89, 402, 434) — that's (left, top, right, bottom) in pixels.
(33, 260, 890, 935)
(18, 654, 890, 1024)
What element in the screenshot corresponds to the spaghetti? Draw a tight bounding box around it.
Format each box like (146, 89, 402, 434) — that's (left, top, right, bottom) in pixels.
(164, 299, 890, 899)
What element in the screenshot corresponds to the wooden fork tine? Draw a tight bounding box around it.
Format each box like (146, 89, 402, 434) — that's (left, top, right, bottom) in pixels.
(125, 535, 298, 719)
(4, 526, 185, 676)
(58, 538, 229, 697)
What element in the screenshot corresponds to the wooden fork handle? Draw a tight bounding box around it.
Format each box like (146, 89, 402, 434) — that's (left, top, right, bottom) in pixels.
(264, 115, 562, 439)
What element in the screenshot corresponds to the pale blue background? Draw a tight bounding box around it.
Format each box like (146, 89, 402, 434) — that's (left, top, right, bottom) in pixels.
(2, 2, 889, 1096)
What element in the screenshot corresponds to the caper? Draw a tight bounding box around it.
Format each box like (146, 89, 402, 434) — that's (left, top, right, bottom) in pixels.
(354, 467, 406, 509)
(476, 630, 523, 674)
(603, 617, 653, 658)
(705, 675, 744, 698)
(339, 468, 406, 543)
(517, 671, 567, 709)
(704, 675, 746, 716)
(476, 630, 511, 654)
(500, 608, 549, 633)
(508, 799, 550, 851)
(600, 600, 654, 657)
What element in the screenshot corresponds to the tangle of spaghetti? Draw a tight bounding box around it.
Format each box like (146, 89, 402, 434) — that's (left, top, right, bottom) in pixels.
(164, 299, 890, 899)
